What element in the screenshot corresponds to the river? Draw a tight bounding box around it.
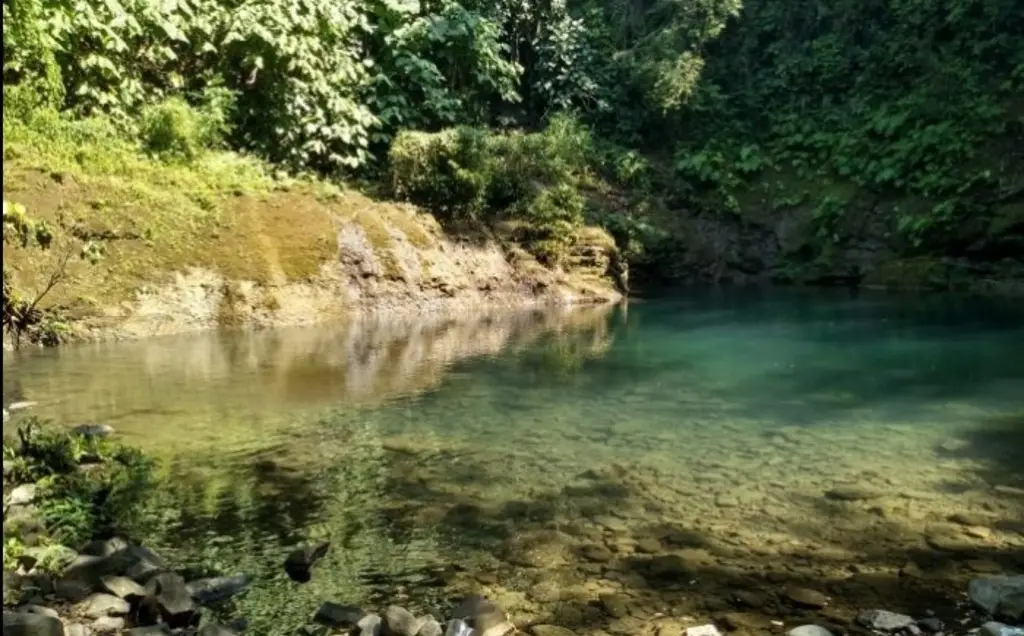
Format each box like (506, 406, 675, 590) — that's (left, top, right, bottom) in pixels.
(4, 289, 1023, 635)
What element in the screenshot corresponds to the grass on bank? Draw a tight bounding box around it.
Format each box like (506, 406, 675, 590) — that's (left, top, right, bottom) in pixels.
(1, 107, 443, 318)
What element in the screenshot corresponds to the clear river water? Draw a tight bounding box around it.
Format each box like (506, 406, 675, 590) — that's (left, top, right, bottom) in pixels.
(4, 289, 1023, 635)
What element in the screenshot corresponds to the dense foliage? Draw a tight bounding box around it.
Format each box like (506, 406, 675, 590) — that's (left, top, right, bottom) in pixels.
(3, 0, 1023, 287)
(3, 419, 156, 551)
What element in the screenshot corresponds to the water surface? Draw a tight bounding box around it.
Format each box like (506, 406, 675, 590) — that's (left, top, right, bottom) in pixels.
(5, 290, 1023, 634)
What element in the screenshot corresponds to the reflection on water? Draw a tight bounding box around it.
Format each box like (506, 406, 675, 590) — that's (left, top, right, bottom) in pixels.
(4, 290, 1024, 635)
(3, 304, 618, 452)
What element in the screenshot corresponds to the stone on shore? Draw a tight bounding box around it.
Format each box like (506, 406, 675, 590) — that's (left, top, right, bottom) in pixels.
(2, 612, 65, 636)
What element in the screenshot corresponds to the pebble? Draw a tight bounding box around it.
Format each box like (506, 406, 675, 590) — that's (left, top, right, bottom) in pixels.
(825, 486, 883, 501)
(856, 609, 915, 632)
(787, 627, 835, 636)
(580, 544, 613, 563)
(530, 627, 576, 636)
(599, 593, 629, 618)
(784, 587, 829, 609)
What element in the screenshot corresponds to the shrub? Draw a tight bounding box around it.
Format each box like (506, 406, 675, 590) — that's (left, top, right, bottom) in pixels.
(388, 127, 491, 222)
(139, 91, 234, 161)
(3, 418, 156, 547)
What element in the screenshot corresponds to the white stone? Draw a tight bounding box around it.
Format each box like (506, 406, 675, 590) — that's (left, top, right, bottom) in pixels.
(685, 626, 723, 636)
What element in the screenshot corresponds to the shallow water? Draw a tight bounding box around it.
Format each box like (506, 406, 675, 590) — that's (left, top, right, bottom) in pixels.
(4, 290, 1024, 634)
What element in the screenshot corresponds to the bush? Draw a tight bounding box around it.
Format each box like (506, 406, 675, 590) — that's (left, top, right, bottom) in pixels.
(3, 418, 156, 547)
(388, 127, 491, 222)
(139, 91, 234, 161)
(388, 118, 596, 263)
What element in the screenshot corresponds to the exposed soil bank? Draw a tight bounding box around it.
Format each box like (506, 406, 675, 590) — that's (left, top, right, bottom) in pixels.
(2, 167, 623, 344)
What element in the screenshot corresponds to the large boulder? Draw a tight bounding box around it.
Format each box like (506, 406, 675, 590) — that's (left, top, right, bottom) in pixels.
(971, 576, 1024, 622)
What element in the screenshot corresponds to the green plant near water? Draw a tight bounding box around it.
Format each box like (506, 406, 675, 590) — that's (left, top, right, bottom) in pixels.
(3, 418, 157, 549)
(2, 199, 112, 346)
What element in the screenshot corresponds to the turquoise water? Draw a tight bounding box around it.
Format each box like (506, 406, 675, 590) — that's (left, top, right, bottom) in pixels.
(4, 290, 1023, 634)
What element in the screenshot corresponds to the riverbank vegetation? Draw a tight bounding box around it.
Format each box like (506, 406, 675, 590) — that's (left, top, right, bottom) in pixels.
(3, 0, 1023, 343)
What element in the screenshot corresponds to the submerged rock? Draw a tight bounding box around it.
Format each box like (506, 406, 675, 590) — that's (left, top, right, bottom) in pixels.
(197, 623, 240, 636)
(283, 541, 330, 583)
(970, 575, 1024, 622)
(856, 609, 915, 632)
(824, 486, 883, 502)
(71, 424, 114, 438)
(184, 574, 250, 605)
(787, 627, 834, 636)
(312, 603, 365, 629)
(981, 622, 1024, 636)
(783, 587, 829, 609)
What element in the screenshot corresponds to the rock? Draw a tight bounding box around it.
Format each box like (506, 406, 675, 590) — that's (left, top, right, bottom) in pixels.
(382, 606, 419, 636)
(185, 574, 250, 605)
(684, 626, 723, 636)
(197, 623, 239, 636)
(646, 554, 696, 580)
(17, 608, 58, 620)
(784, 587, 829, 609)
(64, 625, 90, 636)
(730, 589, 768, 609)
(80, 593, 130, 618)
(825, 486, 883, 501)
(99, 576, 145, 601)
(981, 622, 1024, 636)
(856, 609, 915, 632)
(917, 617, 944, 633)
(357, 614, 383, 636)
(7, 485, 37, 506)
(54, 580, 92, 603)
(949, 512, 990, 526)
(283, 541, 330, 583)
(90, 617, 124, 634)
(71, 424, 114, 438)
(313, 603, 365, 629)
(718, 613, 773, 631)
(2, 612, 65, 636)
(970, 575, 1024, 621)
(141, 572, 195, 627)
(65, 545, 164, 587)
(925, 531, 974, 552)
(416, 617, 443, 636)
(787, 627, 834, 636)
(530, 627, 576, 636)
(580, 544, 613, 563)
(599, 594, 629, 618)
(80, 539, 130, 558)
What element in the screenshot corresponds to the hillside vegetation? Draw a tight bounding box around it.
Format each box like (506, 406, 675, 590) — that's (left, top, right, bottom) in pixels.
(3, 0, 1023, 341)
